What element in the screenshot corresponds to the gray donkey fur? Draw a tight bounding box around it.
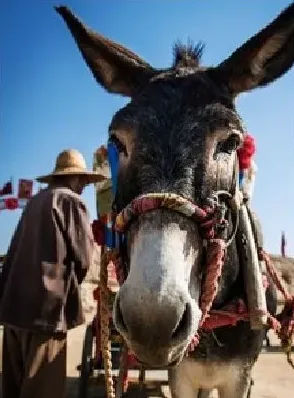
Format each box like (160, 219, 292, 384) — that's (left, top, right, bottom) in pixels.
(56, 4, 294, 397)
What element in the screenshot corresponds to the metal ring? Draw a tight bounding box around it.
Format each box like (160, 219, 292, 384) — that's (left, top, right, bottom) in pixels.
(212, 190, 233, 200)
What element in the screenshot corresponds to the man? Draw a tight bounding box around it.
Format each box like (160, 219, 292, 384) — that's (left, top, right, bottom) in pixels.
(0, 149, 105, 398)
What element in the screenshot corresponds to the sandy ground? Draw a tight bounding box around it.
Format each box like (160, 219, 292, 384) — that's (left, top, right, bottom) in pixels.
(1, 253, 294, 397)
(65, 324, 294, 398)
(0, 324, 293, 397)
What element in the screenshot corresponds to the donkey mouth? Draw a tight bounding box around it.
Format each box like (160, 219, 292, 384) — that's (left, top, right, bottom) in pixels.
(137, 355, 182, 369)
(135, 354, 183, 369)
(126, 340, 188, 368)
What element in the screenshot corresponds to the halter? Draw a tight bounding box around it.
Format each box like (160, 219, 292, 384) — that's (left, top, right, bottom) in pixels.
(93, 137, 294, 398)
(95, 137, 260, 343)
(114, 190, 239, 347)
(115, 191, 235, 241)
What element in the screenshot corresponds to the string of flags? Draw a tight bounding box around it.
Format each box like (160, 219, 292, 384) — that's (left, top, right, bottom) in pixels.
(0, 178, 34, 212)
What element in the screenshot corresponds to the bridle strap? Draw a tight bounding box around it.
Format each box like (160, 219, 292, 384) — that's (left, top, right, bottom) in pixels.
(115, 191, 234, 240)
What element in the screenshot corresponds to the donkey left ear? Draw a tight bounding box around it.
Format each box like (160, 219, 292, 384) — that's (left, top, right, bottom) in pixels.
(215, 3, 294, 96)
(55, 6, 157, 97)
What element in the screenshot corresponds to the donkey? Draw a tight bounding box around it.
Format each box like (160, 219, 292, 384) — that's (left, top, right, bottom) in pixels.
(56, 4, 294, 397)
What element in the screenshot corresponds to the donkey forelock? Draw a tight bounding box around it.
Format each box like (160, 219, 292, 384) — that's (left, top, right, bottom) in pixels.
(172, 41, 205, 69)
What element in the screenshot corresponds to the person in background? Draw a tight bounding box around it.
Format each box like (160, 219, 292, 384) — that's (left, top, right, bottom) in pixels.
(0, 149, 105, 398)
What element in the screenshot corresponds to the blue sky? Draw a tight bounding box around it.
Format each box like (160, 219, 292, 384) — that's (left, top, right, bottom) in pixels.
(1, 0, 293, 256)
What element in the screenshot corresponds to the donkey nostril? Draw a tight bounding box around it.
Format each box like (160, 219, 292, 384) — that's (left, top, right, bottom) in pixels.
(171, 303, 191, 341)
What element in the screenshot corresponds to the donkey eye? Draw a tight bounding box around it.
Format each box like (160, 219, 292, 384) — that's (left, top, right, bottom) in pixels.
(109, 135, 128, 156)
(218, 133, 241, 154)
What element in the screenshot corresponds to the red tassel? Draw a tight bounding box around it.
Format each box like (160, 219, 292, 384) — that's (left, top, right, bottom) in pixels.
(237, 134, 256, 170)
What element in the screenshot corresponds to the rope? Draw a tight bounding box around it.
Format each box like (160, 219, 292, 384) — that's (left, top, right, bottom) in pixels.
(188, 238, 226, 351)
(93, 190, 294, 398)
(98, 245, 294, 398)
(100, 249, 115, 398)
(188, 244, 294, 371)
(200, 239, 226, 323)
(260, 250, 291, 301)
(260, 249, 294, 369)
(115, 343, 129, 398)
(112, 252, 130, 395)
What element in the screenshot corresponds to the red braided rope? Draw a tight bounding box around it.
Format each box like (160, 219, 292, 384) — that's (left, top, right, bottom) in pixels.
(259, 249, 294, 369)
(200, 239, 226, 324)
(189, 239, 226, 351)
(115, 193, 215, 237)
(260, 249, 292, 301)
(91, 200, 294, 377)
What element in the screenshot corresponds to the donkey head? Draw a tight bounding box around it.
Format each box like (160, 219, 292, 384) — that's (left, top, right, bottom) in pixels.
(56, 4, 294, 367)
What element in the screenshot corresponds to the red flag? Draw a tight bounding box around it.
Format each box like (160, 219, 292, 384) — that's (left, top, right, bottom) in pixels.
(281, 231, 286, 258)
(0, 180, 13, 196)
(5, 198, 18, 210)
(18, 179, 33, 199)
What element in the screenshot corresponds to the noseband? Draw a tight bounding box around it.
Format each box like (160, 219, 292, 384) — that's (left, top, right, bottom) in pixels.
(114, 189, 241, 349)
(115, 190, 238, 243)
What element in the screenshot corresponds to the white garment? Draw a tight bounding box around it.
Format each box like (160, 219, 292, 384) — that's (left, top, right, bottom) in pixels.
(241, 160, 257, 202)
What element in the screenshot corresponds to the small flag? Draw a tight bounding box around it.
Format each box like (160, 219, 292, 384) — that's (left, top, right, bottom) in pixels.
(18, 179, 33, 199)
(0, 180, 13, 196)
(281, 231, 286, 258)
(5, 198, 19, 210)
(0, 197, 28, 212)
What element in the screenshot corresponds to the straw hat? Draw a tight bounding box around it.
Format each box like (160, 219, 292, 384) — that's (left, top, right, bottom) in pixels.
(36, 149, 106, 184)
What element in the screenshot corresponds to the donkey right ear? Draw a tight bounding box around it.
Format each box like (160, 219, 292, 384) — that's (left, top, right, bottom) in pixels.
(55, 6, 157, 97)
(214, 2, 294, 96)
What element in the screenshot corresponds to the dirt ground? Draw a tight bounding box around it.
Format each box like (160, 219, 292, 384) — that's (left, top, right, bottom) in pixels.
(0, 320, 293, 397)
(64, 325, 294, 398)
(0, 255, 293, 397)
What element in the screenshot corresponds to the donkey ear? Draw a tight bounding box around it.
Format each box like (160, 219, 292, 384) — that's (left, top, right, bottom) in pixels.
(215, 3, 294, 96)
(55, 6, 156, 97)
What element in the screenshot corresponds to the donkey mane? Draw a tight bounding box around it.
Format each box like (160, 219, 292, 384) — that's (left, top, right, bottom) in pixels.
(172, 40, 205, 69)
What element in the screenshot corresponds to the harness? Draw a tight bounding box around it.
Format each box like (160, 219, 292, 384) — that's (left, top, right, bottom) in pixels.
(92, 137, 294, 398)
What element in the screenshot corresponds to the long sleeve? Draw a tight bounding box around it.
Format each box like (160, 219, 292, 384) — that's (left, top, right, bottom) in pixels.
(0, 217, 23, 301)
(55, 194, 98, 283)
